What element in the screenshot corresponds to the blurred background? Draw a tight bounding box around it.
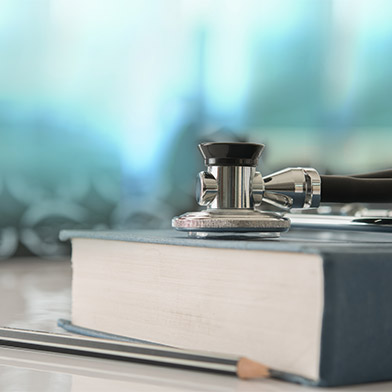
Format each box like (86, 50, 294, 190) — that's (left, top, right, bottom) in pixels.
(0, 0, 391, 259)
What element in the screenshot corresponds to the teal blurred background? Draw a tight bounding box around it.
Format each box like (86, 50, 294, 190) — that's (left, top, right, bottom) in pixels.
(0, 0, 392, 258)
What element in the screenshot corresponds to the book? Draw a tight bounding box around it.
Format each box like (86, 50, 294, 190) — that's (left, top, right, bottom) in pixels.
(60, 229, 392, 387)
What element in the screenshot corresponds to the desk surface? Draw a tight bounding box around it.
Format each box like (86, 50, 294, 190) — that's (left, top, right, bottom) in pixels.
(0, 258, 391, 391)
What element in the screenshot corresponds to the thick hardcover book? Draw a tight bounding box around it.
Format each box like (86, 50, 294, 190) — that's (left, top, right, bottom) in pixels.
(60, 229, 392, 387)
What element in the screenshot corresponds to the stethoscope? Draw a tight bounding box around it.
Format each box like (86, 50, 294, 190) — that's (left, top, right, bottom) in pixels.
(172, 142, 392, 238)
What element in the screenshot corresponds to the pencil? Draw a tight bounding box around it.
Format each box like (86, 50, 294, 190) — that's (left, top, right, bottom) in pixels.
(0, 326, 270, 379)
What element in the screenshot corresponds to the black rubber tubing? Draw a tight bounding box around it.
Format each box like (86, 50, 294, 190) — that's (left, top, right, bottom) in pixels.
(321, 175, 392, 203)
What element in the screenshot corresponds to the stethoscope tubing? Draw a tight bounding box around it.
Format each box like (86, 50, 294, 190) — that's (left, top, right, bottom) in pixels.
(321, 169, 392, 203)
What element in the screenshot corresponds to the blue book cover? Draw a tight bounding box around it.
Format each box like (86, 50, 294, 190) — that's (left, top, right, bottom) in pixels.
(60, 229, 392, 387)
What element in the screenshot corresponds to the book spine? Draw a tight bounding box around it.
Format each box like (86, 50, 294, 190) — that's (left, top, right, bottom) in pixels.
(319, 252, 392, 386)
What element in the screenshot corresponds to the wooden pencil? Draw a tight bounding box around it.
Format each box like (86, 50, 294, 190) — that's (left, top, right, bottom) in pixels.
(0, 326, 270, 379)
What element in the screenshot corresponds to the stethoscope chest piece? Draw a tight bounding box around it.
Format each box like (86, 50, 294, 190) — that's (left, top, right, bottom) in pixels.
(172, 142, 319, 238)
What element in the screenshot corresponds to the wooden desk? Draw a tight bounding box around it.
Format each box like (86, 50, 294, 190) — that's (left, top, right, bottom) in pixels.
(0, 258, 391, 391)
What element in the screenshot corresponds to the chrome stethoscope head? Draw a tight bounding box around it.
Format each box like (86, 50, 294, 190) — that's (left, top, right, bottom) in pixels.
(172, 142, 321, 238)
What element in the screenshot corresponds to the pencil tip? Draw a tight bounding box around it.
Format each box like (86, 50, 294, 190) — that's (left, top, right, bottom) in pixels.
(236, 357, 270, 380)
